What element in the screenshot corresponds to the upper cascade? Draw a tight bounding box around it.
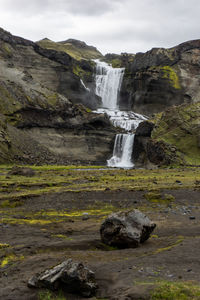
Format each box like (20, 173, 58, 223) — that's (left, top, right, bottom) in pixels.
(94, 59, 146, 168)
(94, 59, 125, 110)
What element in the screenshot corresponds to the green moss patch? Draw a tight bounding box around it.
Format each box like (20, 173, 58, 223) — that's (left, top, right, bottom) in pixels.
(152, 102, 200, 165)
(38, 290, 65, 300)
(144, 191, 175, 204)
(151, 280, 200, 299)
(161, 66, 181, 89)
(0, 166, 199, 202)
(0, 253, 24, 268)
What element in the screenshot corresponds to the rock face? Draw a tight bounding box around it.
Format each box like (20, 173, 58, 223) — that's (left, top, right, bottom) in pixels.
(28, 259, 98, 297)
(100, 210, 156, 248)
(0, 28, 116, 164)
(133, 102, 200, 166)
(120, 40, 200, 116)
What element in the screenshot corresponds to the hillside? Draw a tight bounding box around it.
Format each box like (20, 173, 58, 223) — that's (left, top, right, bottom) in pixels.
(37, 38, 102, 61)
(133, 102, 200, 167)
(0, 27, 116, 164)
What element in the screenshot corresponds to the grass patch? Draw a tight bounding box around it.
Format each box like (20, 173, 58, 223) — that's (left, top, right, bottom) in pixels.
(144, 192, 175, 204)
(1, 253, 24, 268)
(38, 290, 65, 300)
(51, 234, 73, 240)
(0, 199, 24, 208)
(153, 237, 184, 255)
(0, 166, 199, 202)
(151, 280, 200, 299)
(0, 243, 10, 249)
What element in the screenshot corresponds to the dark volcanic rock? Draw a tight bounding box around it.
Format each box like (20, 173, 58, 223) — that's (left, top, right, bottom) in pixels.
(8, 166, 35, 177)
(132, 119, 183, 167)
(119, 39, 200, 116)
(100, 210, 156, 248)
(135, 121, 154, 137)
(28, 259, 98, 297)
(132, 121, 154, 166)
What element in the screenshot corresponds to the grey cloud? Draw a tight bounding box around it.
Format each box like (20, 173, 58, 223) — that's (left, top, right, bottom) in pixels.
(1, 0, 121, 16)
(1, 0, 200, 54)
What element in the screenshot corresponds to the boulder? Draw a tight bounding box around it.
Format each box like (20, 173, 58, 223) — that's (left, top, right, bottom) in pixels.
(28, 259, 98, 297)
(100, 210, 156, 248)
(135, 121, 154, 137)
(8, 166, 35, 177)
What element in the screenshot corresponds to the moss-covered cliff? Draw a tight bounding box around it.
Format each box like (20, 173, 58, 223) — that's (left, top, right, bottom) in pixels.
(133, 102, 200, 167)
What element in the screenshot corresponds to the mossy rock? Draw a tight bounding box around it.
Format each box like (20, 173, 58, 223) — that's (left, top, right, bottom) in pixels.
(152, 102, 200, 165)
(144, 191, 175, 203)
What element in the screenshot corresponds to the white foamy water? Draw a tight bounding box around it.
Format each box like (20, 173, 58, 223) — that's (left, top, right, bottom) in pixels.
(94, 59, 124, 109)
(107, 134, 135, 168)
(80, 79, 90, 92)
(94, 59, 146, 168)
(94, 108, 146, 132)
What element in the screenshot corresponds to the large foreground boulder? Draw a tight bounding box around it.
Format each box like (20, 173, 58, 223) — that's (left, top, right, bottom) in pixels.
(100, 210, 156, 248)
(28, 259, 98, 297)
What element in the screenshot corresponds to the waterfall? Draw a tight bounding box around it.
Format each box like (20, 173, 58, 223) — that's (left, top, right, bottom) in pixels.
(80, 79, 90, 92)
(107, 134, 135, 168)
(95, 60, 124, 109)
(94, 59, 146, 168)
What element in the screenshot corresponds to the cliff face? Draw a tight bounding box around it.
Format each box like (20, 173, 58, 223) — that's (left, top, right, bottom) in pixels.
(0, 28, 100, 109)
(1, 27, 200, 166)
(119, 40, 200, 116)
(0, 28, 116, 164)
(133, 102, 200, 167)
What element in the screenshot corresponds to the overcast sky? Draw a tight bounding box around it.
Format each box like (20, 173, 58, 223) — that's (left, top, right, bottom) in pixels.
(0, 0, 200, 54)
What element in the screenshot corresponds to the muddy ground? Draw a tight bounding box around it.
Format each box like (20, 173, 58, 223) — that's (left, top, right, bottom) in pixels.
(0, 185, 200, 300)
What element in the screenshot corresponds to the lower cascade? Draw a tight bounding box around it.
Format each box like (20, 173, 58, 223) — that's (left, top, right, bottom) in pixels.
(107, 134, 135, 168)
(94, 59, 146, 168)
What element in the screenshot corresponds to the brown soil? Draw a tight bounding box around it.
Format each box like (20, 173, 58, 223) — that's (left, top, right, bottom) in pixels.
(0, 189, 200, 300)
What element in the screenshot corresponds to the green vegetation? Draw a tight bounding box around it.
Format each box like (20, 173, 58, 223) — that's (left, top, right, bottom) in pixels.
(0, 199, 24, 208)
(151, 280, 200, 299)
(0, 243, 10, 249)
(153, 237, 184, 255)
(152, 102, 200, 165)
(0, 253, 24, 268)
(37, 38, 102, 61)
(0, 42, 13, 58)
(0, 165, 199, 227)
(144, 191, 175, 204)
(161, 66, 181, 89)
(111, 58, 122, 68)
(38, 290, 65, 300)
(0, 166, 199, 203)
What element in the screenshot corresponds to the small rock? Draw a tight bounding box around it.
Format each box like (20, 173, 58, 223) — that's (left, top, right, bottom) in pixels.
(175, 180, 183, 185)
(8, 166, 35, 177)
(100, 209, 156, 248)
(28, 259, 98, 297)
(82, 213, 89, 221)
